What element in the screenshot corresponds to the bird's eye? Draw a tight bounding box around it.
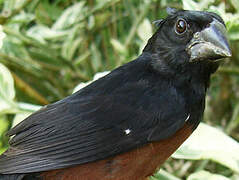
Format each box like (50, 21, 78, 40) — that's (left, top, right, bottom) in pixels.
(175, 19, 187, 34)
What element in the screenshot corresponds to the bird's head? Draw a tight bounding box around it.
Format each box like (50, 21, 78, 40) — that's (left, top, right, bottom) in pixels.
(144, 8, 232, 75)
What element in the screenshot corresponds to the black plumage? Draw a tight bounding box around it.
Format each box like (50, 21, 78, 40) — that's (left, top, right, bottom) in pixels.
(0, 9, 231, 179)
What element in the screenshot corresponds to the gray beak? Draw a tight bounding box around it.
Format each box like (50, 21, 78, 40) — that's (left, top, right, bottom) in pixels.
(186, 18, 232, 62)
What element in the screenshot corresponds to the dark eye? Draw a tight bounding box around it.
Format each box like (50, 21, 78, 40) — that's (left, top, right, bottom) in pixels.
(175, 19, 187, 34)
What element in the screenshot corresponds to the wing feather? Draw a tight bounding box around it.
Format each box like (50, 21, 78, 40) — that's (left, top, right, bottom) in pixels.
(0, 68, 189, 174)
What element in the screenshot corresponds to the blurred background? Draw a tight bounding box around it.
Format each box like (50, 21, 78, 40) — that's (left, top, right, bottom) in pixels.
(0, 0, 238, 179)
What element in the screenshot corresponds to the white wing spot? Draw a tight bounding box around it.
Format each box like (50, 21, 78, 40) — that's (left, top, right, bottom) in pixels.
(185, 114, 190, 122)
(124, 129, 131, 135)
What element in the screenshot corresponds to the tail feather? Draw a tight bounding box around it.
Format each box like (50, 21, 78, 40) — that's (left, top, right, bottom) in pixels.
(0, 174, 40, 180)
(0, 174, 25, 180)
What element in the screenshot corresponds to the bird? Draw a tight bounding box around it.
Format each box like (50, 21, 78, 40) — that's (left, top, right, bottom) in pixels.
(0, 8, 232, 180)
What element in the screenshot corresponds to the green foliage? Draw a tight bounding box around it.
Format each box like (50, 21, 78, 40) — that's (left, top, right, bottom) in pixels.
(0, 115, 8, 154)
(173, 123, 239, 173)
(188, 170, 231, 180)
(0, 0, 238, 179)
(0, 63, 17, 114)
(151, 169, 181, 180)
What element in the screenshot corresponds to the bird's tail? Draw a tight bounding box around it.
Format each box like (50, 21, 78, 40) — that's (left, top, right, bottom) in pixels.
(0, 174, 25, 180)
(0, 173, 41, 180)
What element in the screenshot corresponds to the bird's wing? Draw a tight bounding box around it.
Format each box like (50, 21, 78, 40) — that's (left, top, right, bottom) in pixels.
(0, 85, 188, 174)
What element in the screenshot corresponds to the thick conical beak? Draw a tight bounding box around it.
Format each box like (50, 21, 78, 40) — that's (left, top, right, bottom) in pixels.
(186, 18, 232, 62)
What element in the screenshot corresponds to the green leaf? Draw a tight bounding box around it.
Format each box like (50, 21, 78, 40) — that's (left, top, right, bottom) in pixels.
(27, 25, 69, 43)
(0, 147, 7, 155)
(182, 0, 216, 11)
(1, 37, 31, 61)
(182, 0, 198, 11)
(231, 174, 239, 180)
(151, 169, 181, 180)
(0, 115, 9, 155)
(0, 63, 18, 114)
(188, 170, 230, 180)
(10, 11, 35, 24)
(0, 115, 8, 138)
(110, 39, 127, 54)
(172, 123, 239, 173)
(229, 0, 239, 12)
(137, 18, 152, 53)
(13, 0, 30, 10)
(137, 18, 152, 43)
(52, 2, 86, 30)
(90, 43, 102, 72)
(17, 102, 42, 113)
(61, 24, 82, 60)
(2, 0, 15, 13)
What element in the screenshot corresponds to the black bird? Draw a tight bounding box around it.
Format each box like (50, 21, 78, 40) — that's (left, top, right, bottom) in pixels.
(0, 8, 231, 180)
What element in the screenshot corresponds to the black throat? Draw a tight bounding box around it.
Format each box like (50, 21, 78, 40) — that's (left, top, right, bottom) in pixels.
(146, 52, 220, 129)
